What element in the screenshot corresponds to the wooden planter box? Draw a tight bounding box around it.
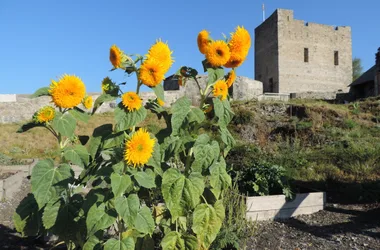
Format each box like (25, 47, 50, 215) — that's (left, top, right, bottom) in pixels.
(246, 192, 326, 221)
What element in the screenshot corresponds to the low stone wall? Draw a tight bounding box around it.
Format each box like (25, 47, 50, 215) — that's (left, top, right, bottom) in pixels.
(290, 91, 348, 100)
(164, 75, 263, 106)
(0, 93, 116, 124)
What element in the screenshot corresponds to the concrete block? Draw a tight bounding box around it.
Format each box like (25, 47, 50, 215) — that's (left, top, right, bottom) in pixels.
(246, 192, 325, 221)
(1, 171, 26, 200)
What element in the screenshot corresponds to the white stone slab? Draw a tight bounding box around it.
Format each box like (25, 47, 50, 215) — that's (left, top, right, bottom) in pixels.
(0, 94, 17, 102)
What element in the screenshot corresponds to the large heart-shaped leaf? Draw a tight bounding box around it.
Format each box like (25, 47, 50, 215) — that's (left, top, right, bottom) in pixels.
(31, 159, 74, 208)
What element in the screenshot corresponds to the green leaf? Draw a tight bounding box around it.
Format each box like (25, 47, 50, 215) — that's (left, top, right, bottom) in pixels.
(219, 127, 236, 155)
(134, 171, 156, 188)
(206, 67, 224, 85)
(183, 234, 198, 250)
(31, 87, 50, 98)
(63, 145, 89, 167)
(213, 199, 225, 222)
(52, 111, 76, 138)
(135, 236, 155, 250)
(134, 206, 155, 234)
(209, 159, 231, 199)
(161, 231, 185, 250)
(146, 142, 162, 174)
(162, 169, 204, 220)
(115, 103, 147, 132)
(69, 107, 90, 123)
(213, 98, 234, 128)
(92, 93, 117, 115)
(88, 124, 113, 160)
(83, 236, 102, 250)
(115, 194, 139, 228)
(152, 84, 165, 101)
(13, 194, 42, 237)
(191, 140, 220, 172)
(171, 97, 191, 136)
(42, 198, 61, 229)
(111, 173, 132, 197)
(192, 203, 223, 249)
(103, 131, 125, 149)
(86, 203, 117, 236)
(31, 160, 74, 209)
(187, 107, 205, 124)
(104, 237, 135, 250)
(17, 122, 44, 133)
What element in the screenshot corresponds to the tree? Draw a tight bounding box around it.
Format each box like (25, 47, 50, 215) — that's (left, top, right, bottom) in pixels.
(352, 57, 363, 81)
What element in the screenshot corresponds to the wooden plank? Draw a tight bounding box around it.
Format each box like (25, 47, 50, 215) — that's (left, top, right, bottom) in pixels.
(0, 180, 4, 200)
(246, 192, 325, 211)
(246, 205, 324, 221)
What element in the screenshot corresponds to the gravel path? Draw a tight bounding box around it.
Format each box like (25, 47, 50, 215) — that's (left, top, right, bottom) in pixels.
(248, 203, 380, 250)
(1, 179, 380, 250)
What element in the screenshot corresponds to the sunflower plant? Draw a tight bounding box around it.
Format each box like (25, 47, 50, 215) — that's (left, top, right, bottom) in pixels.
(13, 26, 251, 250)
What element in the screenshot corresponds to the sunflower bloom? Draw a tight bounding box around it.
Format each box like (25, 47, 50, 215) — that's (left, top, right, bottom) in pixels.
(197, 30, 210, 54)
(224, 26, 251, 68)
(139, 58, 165, 87)
(157, 98, 165, 106)
(110, 44, 126, 69)
(122, 92, 142, 111)
(83, 96, 93, 109)
(204, 105, 213, 114)
(101, 77, 112, 93)
(205, 40, 231, 67)
(213, 80, 228, 100)
(49, 74, 86, 109)
(124, 128, 155, 167)
(225, 70, 236, 88)
(34, 106, 55, 123)
(146, 40, 173, 73)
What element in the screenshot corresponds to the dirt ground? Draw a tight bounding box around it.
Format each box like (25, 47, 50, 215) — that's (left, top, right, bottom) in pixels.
(1, 179, 380, 250)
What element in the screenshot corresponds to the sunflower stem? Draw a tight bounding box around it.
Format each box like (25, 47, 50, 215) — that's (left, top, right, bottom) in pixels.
(136, 81, 142, 94)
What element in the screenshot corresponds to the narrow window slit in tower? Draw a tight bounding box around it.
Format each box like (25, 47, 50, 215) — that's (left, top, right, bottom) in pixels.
(334, 51, 339, 65)
(304, 48, 309, 63)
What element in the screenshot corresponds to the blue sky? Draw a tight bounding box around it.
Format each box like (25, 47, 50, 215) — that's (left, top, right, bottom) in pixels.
(0, 0, 379, 94)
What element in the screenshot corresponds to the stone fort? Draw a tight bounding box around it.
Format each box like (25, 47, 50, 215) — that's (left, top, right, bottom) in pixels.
(255, 8, 352, 94)
(0, 8, 355, 123)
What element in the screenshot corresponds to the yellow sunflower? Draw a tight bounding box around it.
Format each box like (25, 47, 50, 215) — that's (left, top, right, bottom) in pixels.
(49, 74, 86, 109)
(224, 56, 244, 68)
(225, 70, 236, 88)
(213, 80, 228, 100)
(124, 128, 155, 167)
(139, 58, 165, 87)
(205, 40, 231, 67)
(197, 30, 210, 54)
(83, 96, 93, 109)
(146, 40, 173, 73)
(224, 26, 251, 68)
(157, 98, 165, 106)
(101, 77, 112, 93)
(109, 44, 126, 69)
(122, 92, 142, 111)
(34, 106, 55, 123)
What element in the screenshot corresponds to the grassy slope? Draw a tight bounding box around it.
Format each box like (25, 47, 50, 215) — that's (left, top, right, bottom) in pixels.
(228, 97, 380, 184)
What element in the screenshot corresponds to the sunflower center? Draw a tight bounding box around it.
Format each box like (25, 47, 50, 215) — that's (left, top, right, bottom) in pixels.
(137, 144, 144, 151)
(216, 49, 223, 56)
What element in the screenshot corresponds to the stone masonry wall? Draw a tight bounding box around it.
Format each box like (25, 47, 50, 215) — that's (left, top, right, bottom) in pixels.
(0, 77, 263, 124)
(277, 9, 352, 93)
(255, 10, 280, 93)
(0, 93, 116, 124)
(255, 9, 352, 94)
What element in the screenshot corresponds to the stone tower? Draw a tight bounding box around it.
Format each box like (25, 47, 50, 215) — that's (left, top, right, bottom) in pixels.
(255, 9, 352, 94)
